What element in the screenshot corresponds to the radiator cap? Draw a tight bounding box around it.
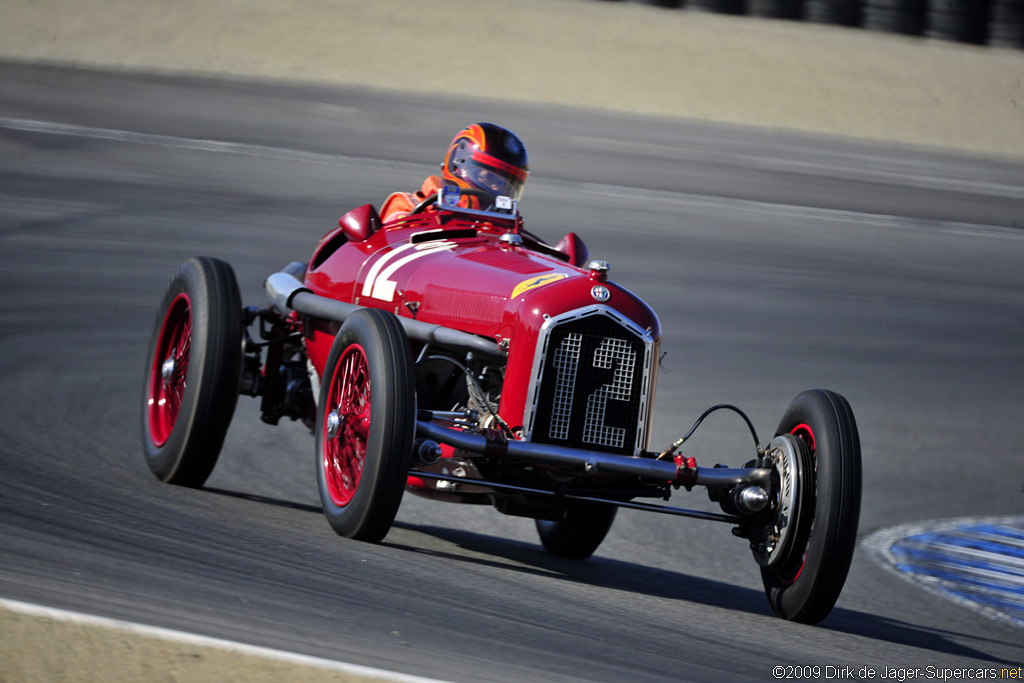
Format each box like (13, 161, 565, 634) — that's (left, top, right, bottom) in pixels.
(587, 259, 610, 282)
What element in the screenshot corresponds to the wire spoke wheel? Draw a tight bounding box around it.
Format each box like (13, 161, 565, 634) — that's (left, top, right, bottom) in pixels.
(141, 257, 242, 487)
(316, 309, 415, 542)
(147, 293, 192, 447)
(323, 344, 371, 507)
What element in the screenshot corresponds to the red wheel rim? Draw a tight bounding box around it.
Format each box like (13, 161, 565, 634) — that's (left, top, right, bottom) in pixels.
(147, 293, 192, 447)
(322, 344, 371, 507)
(791, 423, 816, 455)
(777, 423, 817, 584)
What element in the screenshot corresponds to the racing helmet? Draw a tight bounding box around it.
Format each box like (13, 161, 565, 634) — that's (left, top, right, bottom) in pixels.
(442, 123, 529, 204)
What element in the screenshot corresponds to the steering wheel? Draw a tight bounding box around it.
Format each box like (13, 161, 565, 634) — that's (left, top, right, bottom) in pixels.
(408, 188, 500, 216)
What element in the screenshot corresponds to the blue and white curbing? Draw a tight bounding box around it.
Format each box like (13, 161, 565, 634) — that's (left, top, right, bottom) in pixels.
(862, 515, 1024, 629)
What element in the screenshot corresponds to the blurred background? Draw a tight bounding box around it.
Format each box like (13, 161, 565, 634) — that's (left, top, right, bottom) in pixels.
(626, 0, 1024, 49)
(3, 0, 1023, 157)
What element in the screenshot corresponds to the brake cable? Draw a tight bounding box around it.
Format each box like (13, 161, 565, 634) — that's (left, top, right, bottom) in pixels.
(658, 404, 761, 460)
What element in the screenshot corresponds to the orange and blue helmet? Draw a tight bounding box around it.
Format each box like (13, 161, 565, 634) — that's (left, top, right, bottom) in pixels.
(442, 123, 529, 203)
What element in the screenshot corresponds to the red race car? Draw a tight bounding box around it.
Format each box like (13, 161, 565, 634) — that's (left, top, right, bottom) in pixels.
(141, 179, 861, 625)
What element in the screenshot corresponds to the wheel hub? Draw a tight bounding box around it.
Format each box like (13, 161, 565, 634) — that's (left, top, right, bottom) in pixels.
(749, 434, 806, 568)
(160, 354, 176, 385)
(326, 409, 342, 440)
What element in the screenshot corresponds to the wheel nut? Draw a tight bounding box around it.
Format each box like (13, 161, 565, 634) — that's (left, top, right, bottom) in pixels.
(161, 356, 176, 384)
(733, 485, 769, 514)
(326, 410, 341, 439)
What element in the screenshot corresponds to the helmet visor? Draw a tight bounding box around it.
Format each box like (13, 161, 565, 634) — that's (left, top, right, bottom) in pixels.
(463, 150, 528, 200)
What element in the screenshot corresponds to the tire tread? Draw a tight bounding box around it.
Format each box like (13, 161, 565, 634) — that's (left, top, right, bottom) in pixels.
(141, 257, 242, 487)
(762, 389, 862, 623)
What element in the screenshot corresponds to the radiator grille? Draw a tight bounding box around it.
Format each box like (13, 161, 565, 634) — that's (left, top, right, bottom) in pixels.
(549, 332, 581, 440)
(529, 311, 650, 456)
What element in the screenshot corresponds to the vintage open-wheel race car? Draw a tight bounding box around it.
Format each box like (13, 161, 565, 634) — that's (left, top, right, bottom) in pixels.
(141, 181, 861, 624)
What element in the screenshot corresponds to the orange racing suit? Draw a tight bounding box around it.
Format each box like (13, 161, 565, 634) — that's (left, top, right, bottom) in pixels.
(380, 175, 444, 223)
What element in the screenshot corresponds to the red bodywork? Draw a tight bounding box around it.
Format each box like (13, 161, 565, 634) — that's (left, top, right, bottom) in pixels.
(142, 194, 860, 622)
(302, 205, 661, 438)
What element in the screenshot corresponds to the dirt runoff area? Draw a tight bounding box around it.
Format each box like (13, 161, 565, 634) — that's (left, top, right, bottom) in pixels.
(2, 0, 1023, 159)
(0, 599, 440, 683)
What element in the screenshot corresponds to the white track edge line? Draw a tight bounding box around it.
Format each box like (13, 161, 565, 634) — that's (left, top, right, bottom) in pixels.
(0, 597, 452, 683)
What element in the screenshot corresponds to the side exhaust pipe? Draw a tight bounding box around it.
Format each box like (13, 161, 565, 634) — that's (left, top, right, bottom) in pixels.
(265, 265, 504, 360)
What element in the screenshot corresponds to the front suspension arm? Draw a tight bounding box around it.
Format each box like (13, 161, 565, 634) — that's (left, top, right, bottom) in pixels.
(414, 419, 771, 489)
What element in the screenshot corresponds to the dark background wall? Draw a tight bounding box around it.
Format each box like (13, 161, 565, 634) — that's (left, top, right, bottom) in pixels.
(623, 0, 1024, 48)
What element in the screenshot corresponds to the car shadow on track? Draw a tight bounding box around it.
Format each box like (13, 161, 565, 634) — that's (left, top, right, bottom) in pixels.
(389, 521, 767, 613)
(203, 487, 323, 514)
(389, 521, 1020, 666)
(196, 489, 1017, 665)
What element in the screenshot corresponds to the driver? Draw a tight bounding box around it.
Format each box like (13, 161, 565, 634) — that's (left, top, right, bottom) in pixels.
(380, 123, 530, 222)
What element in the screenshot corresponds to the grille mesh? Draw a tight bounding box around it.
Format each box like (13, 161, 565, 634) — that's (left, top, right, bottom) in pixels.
(549, 332, 581, 440)
(531, 313, 646, 456)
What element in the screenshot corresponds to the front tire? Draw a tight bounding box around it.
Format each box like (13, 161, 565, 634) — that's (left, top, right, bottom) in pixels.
(536, 502, 618, 560)
(141, 257, 242, 487)
(760, 389, 862, 623)
(316, 309, 415, 542)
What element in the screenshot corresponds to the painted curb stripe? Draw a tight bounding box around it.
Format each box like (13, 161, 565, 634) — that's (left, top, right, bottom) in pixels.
(862, 515, 1024, 629)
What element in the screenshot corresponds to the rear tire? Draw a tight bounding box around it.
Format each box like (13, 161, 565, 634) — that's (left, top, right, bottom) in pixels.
(141, 257, 242, 487)
(760, 390, 862, 623)
(990, 0, 1024, 48)
(316, 309, 415, 542)
(536, 502, 618, 560)
(804, 0, 862, 25)
(747, 0, 805, 19)
(862, 0, 927, 34)
(927, 0, 990, 43)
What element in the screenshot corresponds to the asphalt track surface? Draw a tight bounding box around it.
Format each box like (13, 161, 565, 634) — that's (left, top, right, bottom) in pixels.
(1, 62, 1023, 681)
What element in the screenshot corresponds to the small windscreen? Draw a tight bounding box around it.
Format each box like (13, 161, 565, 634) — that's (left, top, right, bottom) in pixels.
(438, 182, 517, 220)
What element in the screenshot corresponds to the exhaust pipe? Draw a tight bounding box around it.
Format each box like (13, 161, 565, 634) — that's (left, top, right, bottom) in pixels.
(265, 266, 503, 360)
